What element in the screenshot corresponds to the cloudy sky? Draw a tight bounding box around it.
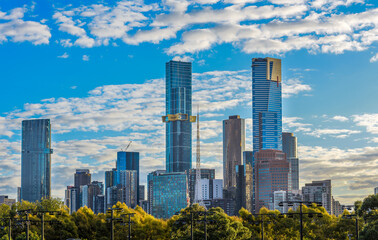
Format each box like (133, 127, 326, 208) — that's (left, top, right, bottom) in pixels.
(0, 0, 377, 205)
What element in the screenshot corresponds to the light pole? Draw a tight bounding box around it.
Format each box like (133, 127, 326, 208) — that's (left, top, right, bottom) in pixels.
(106, 207, 123, 240)
(342, 214, 359, 240)
(121, 213, 135, 240)
(249, 213, 275, 240)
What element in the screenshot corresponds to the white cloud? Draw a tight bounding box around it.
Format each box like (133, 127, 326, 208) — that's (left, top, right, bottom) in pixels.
(307, 128, 361, 138)
(282, 78, 312, 98)
(353, 113, 378, 134)
(370, 53, 378, 62)
(57, 52, 69, 58)
(172, 55, 194, 62)
(82, 55, 89, 61)
(332, 115, 349, 122)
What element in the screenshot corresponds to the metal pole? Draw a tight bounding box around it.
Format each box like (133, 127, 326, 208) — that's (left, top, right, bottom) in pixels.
(204, 213, 207, 240)
(261, 215, 264, 240)
(128, 214, 131, 240)
(300, 203, 303, 240)
(26, 213, 29, 240)
(111, 209, 114, 240)
(8, 218, 11, 240)
(191, 212, 194, 240)
(41, 214, 45, 240)
(356, 217, 358, 240)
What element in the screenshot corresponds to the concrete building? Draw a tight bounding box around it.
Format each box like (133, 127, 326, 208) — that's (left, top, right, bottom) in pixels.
(187, 168, 215, 204)
(302, 180, 332, 215)
(236, 164, 253, 214)
(119, 170, 138, 208)
(74, 169, 91, 211)
(282, 132, 299, 191)
(139, 185, 145, 201)
(223, 115, 245, 190)
(0, 196, 16, 206)
(273, 191, 288, 213)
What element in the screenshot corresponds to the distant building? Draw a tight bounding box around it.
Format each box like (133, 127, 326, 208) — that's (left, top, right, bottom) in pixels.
(235, 164, 253, 214)
(212, 179, 223, 200)
(187, 168, 215, 204)
(243, 151, 255, 213)
(105, 168, 117, 210)
(273, 191, 288, 213)
(117, 151, 139, 204)
(21, 119, 53, 202)
(0, 196, 16, 206)
(140, 200, 149, 213)
(74, 169, 91, 211)
(119, 170, 138, 208)
(163, 60, 195, 173)
(288, 190, 303, 211)
(223, 115, 245, 190)
(65, 186, 77, 214)
(282, 132, 299, 191)
(375, 187, 378, 195)
(94, 195, 105, 214)
(302, 180, 332, 214)
(139, 185, 145, 201)
(17, 187, 21, 202)
(148, 170, 189, 219)
(254, 150, 290, 212)
(332, 197, 343, 216)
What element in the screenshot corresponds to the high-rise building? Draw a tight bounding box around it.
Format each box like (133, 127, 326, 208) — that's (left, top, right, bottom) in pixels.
(235, 164, 253, 214)
(0, 196, 16, 207)
(21, 119, 53, 202)
(223, 116, 245, 190)
(148, 170, 189, 219)
(94, 195, 105, 214)
(17, 187, 21, 203)
(243, 151, 255, 212)
(282, 132, 299, 190)
(273, 191, 288, 213)
(74, 169, 91, 211)
(302, 180, 332, 214)
(105, 168, 117, 210)
(139, 185, 145, 201)
(254, 150, 290, 212)
(187, 168, 215, 204)
(163, 60, 195, 173)
(65, 186, 77, 214)
(119, 170, 138, 208)
(212, 179, 223, 200)
(252, 58, 282, 152)
(375, 187, 378, 195)
(116, 151, 139, 204)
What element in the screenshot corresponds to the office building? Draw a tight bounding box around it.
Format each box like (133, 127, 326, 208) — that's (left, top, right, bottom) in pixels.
(106, 185, 119, 210)
(282, 132, 299, 190)
(273, 191, 288, 213)
(163, 60, 195, 173)
(254, 150, 290, 212)
(332, 197, 343, 217)
(235, 164, 253, 214)
(94, 195, 105, 214)
(223, 115, 245, 190)
(119, 170, 138, 208)
(105, 168, 117, 210)
(187, 168, 215, 204)
(140, 200, 149, 213)
(65, 186, 77, 214)
(148, 170, 189, 219)
(17, 187, 21, 202)
(74, 169, 91, 211)
(139, 185, 145, 201)
(375, 187, 378, 195)
(117, 151, 139, 204)
(0, 196, 16, 206)
(212, 179, 223, 199)
(302, 180, 332, 214)
(21, 119, 53, 202)
(252, 57, 282, 152)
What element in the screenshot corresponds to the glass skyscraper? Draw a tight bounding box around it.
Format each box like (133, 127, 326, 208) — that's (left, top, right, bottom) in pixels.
(282, 132, 299, 190)
(148, 170, 189, 219)
(163, 60, 195, 173)
(252, 57, 282, 152)
(21, 119, 53, 202)
(116, 151, 139, 203)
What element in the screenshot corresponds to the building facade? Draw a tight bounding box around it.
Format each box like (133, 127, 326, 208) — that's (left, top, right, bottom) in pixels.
(282, 132, 299, 191)
(21, 119, 53, 202)
(187, 168, 215, 204)
(74, 169, 91, 211)
(223, 115, 246, 190)
(119, 170, 138, 208)
(235, 164, 253, 214)
(148, 170, 189, 219)
(0, 196, 16, 206)
(252, 58, 282, 152)
(163, 60, 195, 173)
(116, 151, 139, 203)
(302, 180, 332, 214)
(254, 150, 290, 212)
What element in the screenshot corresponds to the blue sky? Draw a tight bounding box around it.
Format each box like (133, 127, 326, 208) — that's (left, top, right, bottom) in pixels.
(0, 0, 377, 205)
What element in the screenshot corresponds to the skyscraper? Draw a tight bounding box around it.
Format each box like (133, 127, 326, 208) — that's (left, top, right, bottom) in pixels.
(187, 168, 215, 204)
(119, 170, 138, 208)
(282, 132, 299, 190)
(302, 180, 332, 214)
(116, 151, 139, 203)
(223, 115, 245, 190)
(254, 150, 290, 212)
(74, 169, 91, 211)
(21, 119, 53, 202)
(252, 57, 282, 152)
(162, 60, 196, 173)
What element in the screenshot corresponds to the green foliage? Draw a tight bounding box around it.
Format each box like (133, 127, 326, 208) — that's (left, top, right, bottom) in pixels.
(1, 196, 378, 239)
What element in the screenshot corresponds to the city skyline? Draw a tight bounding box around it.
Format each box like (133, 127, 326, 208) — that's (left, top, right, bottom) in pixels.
(0, 0, 378, 206)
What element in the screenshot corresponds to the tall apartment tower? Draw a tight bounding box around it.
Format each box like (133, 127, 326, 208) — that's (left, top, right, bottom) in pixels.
(74, 169, 91, 211)
(252, 57, 282, 152)
(223, 115, 245, 190)
(21, 119, 53, 202)
(116, 151, 139, 203)
(282, 132, 299, 190)
(162, 60, 196, 173)
(302, 180, 332, 214)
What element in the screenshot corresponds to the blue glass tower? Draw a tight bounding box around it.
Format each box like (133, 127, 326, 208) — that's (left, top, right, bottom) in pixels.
(116, 151, 139, 203)
(163, 60, 195, 173)
(252, 57, 282, 152)
(21, 119, 53, 202)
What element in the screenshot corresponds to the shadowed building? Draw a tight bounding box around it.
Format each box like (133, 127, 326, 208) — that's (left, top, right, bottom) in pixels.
(74, 169, 91, 211)
(21, 119, 53, 202)
(223, 115, 245, 190)
(282, 132, 299, 191)
(117, 151, 140, 204)
(163, 60, 196, 173)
